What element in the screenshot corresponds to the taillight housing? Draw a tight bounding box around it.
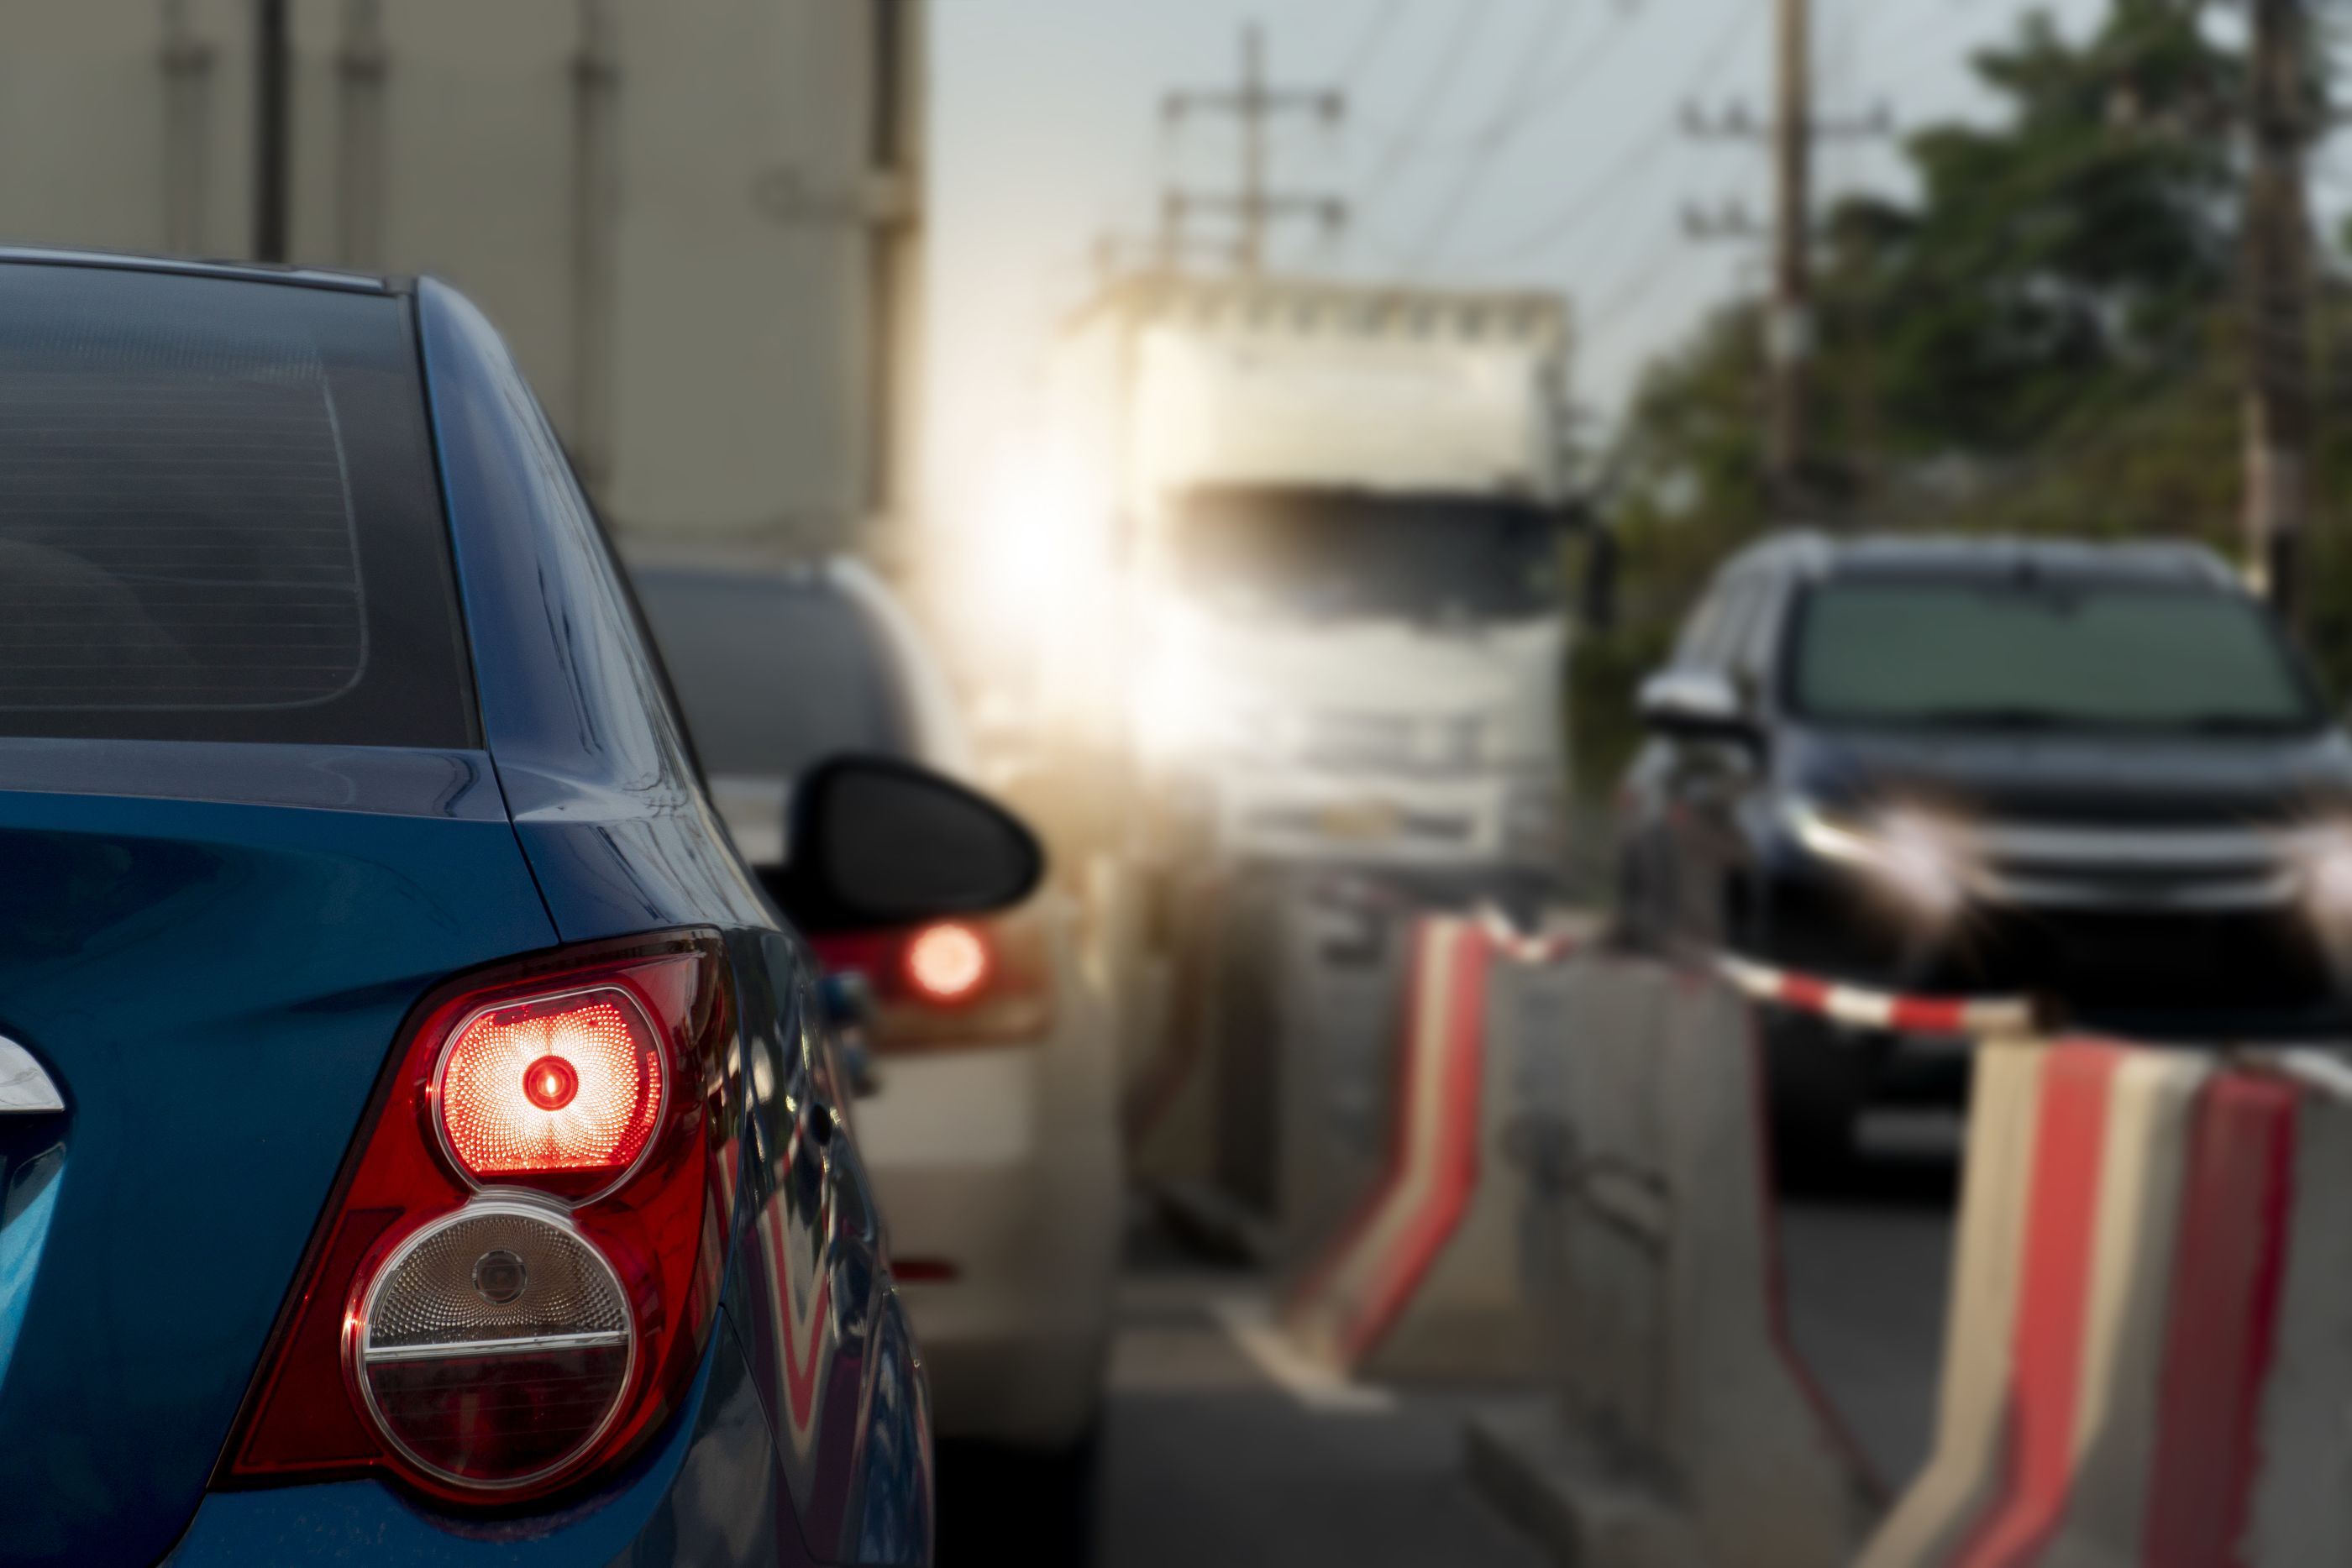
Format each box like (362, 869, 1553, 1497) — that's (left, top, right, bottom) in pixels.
(219, 932, 735, 1505)
(811, 907, 1055, 1051)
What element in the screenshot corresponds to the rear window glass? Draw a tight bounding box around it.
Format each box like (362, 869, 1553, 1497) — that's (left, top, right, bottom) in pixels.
(632, 570, 914, 778)
(0, 264, 473, 747)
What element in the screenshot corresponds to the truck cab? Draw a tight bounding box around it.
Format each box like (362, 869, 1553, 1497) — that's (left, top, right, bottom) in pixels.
(1063, 272, 1578, 899)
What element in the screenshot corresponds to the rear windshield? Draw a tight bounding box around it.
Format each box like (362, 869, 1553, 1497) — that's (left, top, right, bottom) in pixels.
(1788, 579, 2321, 734)
(0, 265, 473, 747)
(632, 570, 915, 778)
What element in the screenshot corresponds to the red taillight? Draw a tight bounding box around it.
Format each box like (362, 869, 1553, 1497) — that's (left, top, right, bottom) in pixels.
(434, 986, 664, 1199)
(904, 922, 990, 1003)
(812, 907, 1055, 1051)
(219, 932, 734, 1505)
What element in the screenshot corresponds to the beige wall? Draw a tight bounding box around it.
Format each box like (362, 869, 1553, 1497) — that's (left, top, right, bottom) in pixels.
(0, 0, 924, 559)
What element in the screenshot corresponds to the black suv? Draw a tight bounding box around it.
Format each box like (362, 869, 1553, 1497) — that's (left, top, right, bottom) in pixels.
(1617, 532, 2352, 1158)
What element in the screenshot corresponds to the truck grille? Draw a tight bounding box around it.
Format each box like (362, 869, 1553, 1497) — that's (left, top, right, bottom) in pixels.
(1296, 711, 1481, 773)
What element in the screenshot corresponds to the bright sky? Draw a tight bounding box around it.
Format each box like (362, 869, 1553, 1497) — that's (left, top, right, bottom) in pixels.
(922, 0, 2117, 511)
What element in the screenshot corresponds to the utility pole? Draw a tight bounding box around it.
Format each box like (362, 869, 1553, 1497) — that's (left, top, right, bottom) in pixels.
(1684, 0, 1887, 522)
(253, 0, 292, 262)
(1162, 23, 1346, 271)
(1770, 0, 1811, 519)
(2242, 0, 2314, 621)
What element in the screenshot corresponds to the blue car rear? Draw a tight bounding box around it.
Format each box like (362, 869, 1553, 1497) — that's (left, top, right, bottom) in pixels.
(0, 254, 949, 1565)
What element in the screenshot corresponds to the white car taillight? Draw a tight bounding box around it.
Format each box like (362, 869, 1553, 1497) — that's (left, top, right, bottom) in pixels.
(811, 907, 1057, 1051)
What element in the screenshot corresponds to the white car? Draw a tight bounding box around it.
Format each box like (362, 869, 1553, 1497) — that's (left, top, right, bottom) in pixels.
(631, 556, 1123, 1533)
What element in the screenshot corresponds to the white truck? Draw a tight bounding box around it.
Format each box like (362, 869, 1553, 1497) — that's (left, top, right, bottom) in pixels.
(1037, 270, 1578, 899)
(1013, 270, 1580, 1247)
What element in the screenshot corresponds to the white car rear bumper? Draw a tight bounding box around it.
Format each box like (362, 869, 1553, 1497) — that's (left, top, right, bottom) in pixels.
(853, 957, 1123, 1450)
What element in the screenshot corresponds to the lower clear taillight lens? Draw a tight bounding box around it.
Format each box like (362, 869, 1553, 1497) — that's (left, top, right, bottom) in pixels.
(352, 1198, 634, 1488)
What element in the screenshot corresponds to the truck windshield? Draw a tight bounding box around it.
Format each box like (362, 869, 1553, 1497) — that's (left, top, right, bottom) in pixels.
(1169, 487, 1560, 622)
(1789, 579, 2322, 733)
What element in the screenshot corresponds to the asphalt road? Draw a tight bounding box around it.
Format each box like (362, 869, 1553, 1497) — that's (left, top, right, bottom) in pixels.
(939, 1115, 1963, 1568)
(1778, 1110, 1965, 1491)
(937, 1259, 1549, 1568)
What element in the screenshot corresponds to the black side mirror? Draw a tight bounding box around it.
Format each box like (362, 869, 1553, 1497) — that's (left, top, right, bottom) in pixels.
(770, 755, 1045, 935)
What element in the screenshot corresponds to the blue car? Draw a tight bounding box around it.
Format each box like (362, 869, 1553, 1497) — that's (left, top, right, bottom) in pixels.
(0, 251, 1037, 1565)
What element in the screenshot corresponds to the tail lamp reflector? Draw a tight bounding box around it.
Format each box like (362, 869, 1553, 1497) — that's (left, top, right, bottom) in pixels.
(353, 1200, 634, 1488)
(434, 987, 663, 1199)
(904, 922, 990, 1003)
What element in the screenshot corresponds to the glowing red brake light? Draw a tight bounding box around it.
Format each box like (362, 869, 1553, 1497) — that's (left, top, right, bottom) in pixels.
(434, 987, 664, 1199)
(904, 922, 990, 1003)
(811, 907, 1056, 1051)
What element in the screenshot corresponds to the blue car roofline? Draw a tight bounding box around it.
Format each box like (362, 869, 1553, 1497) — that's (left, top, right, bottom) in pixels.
(0, 244, 393, 293)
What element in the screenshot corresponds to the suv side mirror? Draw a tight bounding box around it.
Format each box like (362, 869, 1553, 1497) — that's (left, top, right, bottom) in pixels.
(1637, 668, 1758, 743)
(771, 755, 1045, 934)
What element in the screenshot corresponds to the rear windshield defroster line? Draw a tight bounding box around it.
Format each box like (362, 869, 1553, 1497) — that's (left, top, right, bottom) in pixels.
(0, 264, 475, 748)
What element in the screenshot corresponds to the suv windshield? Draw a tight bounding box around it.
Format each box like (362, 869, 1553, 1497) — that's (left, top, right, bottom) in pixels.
(1788, 579, 2321, 733)
(1169, 486, 1559, 622)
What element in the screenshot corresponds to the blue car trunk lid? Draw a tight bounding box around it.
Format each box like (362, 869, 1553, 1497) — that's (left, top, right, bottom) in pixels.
(0, 746, 555, 1568)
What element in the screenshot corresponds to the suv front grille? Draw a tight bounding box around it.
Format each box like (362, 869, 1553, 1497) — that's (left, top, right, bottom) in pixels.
(1970, 821, 2295, 912)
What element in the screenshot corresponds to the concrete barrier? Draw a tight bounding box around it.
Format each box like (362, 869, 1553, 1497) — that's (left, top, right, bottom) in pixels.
(1279, 908, 1583, 1379)
(1469, 952, 1881, 1567)
(1121, 863, 1228, 1196)
(1857, 1040, 2352, 1567)
(1132, 867, 1433, 1263)
(1473, 939, 2352, 1567)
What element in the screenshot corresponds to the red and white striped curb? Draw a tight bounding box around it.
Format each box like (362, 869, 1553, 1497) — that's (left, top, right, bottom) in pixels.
(1715, 953, 2036, 1038)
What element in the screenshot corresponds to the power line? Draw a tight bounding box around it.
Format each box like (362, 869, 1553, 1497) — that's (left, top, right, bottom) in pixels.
(1336, 0, 1408, 92)
(1436, 0, 1762, 270)
(1360, 0, 1499, 199)
(1578, 234, 1704, 362)
(1352, 3, 1651, 165)
(1404, 0, 1588, 260)
(1864, 0, 1996, 101)
(1450, 123, 1681, 269)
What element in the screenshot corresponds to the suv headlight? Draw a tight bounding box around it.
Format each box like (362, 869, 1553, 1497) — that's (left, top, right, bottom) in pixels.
(1785, 798, 1979, 924)
(2297, 823, 2352, 939)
